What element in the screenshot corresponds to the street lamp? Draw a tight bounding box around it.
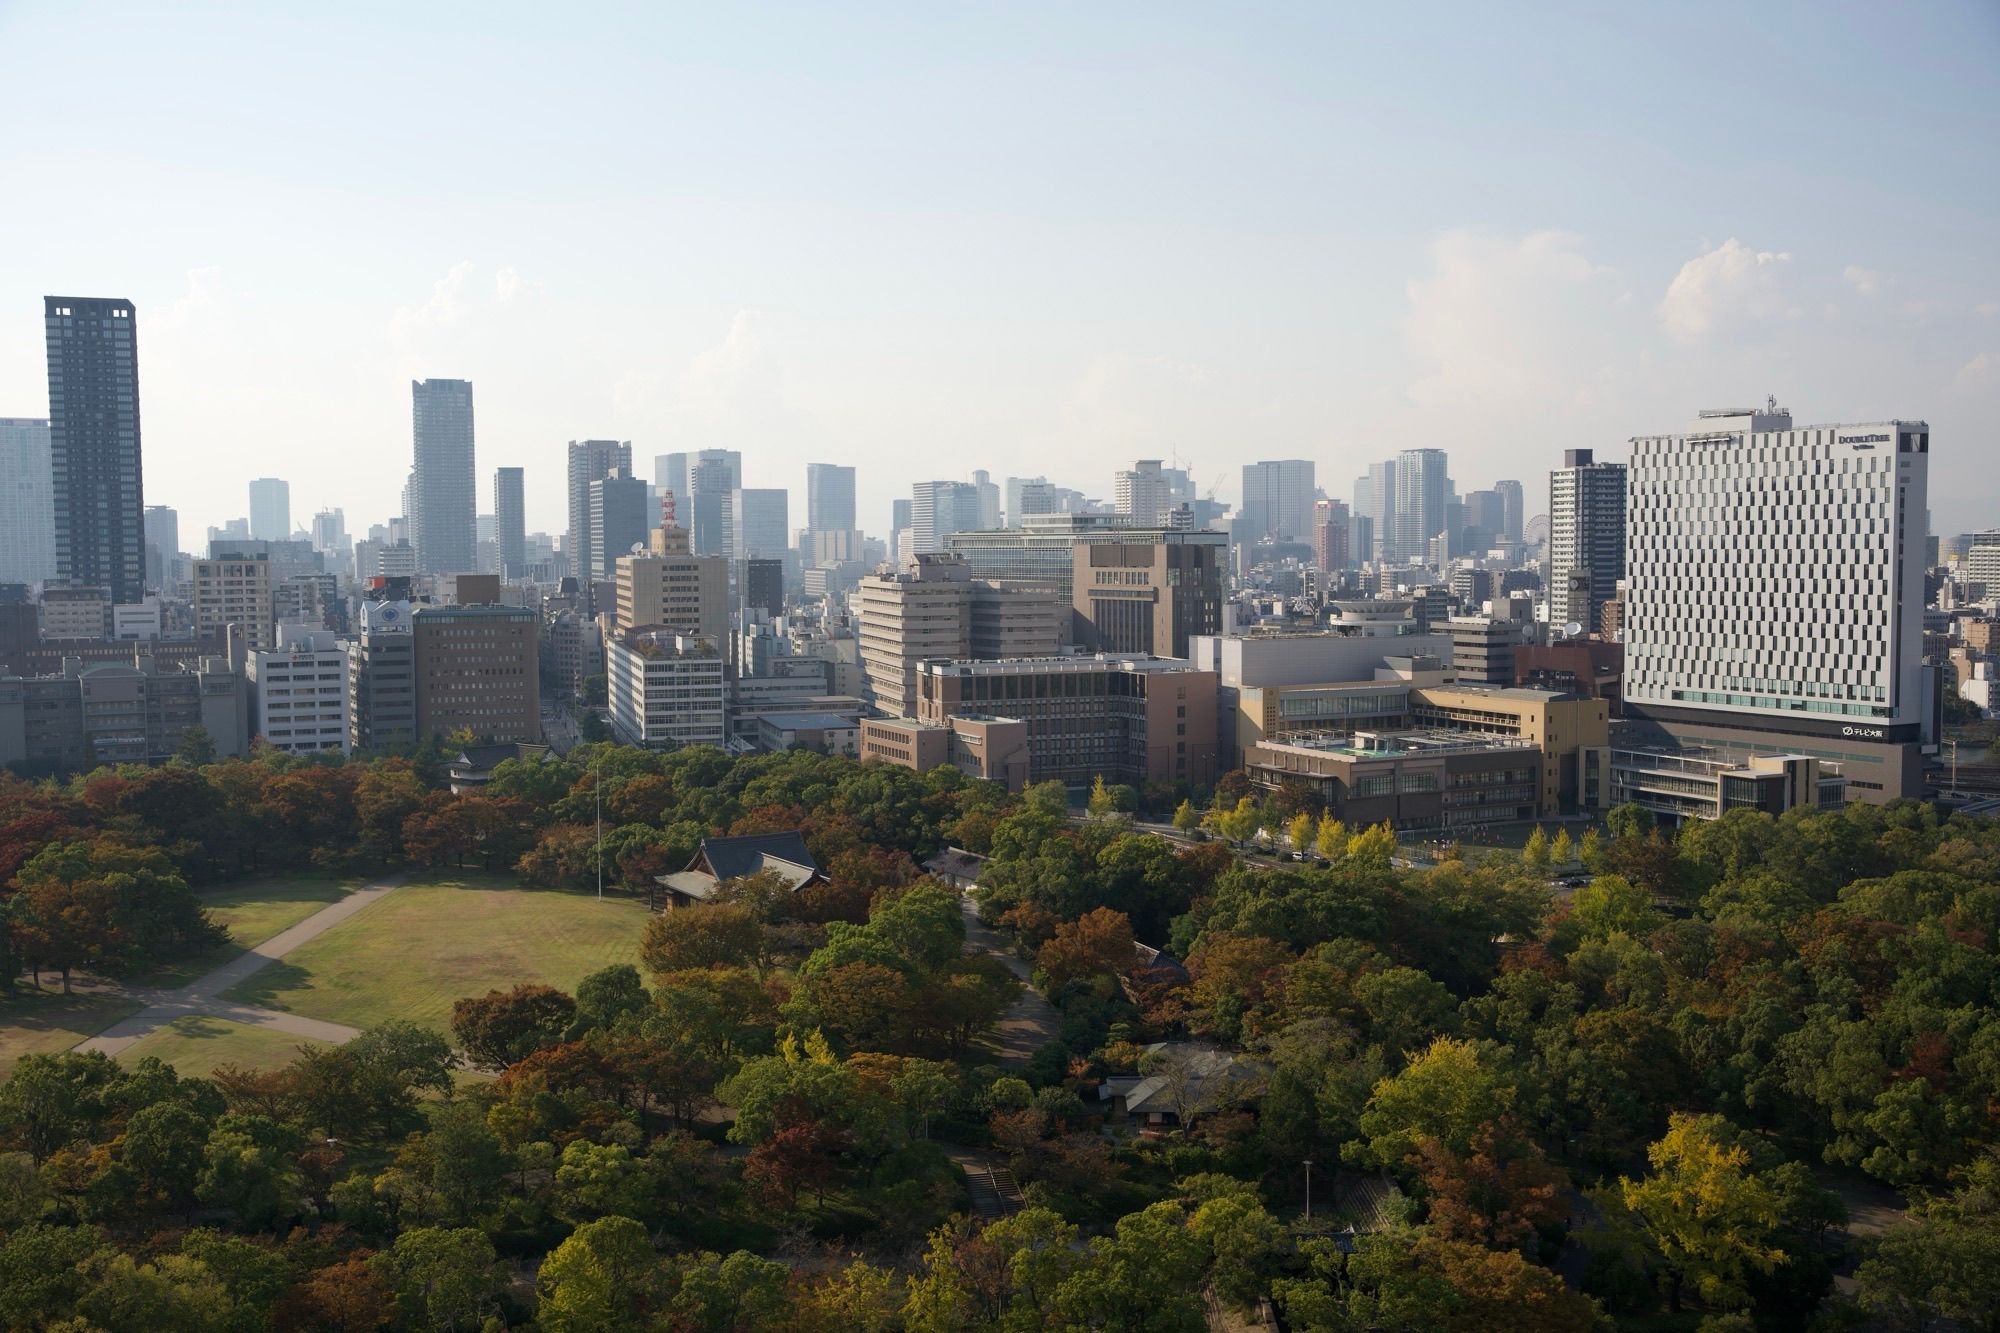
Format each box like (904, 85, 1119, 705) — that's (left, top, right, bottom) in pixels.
(594, 747, 603, 902)
(1303, 1158, 1313, 1222)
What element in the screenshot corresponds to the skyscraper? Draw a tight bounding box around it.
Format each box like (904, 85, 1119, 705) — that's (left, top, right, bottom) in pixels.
(806, 463, 857, 534)
(1237, 460, 1315, 542)
(45, 297, 146, 601)
(726, 488, 791, 561)
(1623, 406, 1929, 802)
(911, 480, 982, 555)
(494, 467, 526, 578)
(655, 453, 688, 499)
(410, 379, 476, 574)
(248, 478, 291, 541)
(1115, 460, 1174, 527)
(971, 470, 1002, 530)
(1493, 479, 1525, 543)
(587, 469, 650, 579)
(1364, 459, 1396, 559)
(1546, 448, 1627, 634)
(686, 449, 743, 556)
(0, 418, 56, 587)
(1005, 477, 1058, 527)
(1392, 448, 1448, 568)
(567, 439, 632, 593)
(142, 504, 179, 591)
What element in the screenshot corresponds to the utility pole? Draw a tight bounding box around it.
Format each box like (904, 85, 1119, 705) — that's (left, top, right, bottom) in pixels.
(594, 749, 604, 901)
(1303, 1158, 1313, 1222)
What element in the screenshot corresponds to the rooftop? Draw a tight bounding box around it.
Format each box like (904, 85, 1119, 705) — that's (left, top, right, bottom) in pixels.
(1257, 728, 1538, 760)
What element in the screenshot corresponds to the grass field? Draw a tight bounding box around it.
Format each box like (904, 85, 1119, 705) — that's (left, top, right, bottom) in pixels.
(127, 876, 363, 988)
(115, 1015, 328, 1077)
(0, 987, 142, 1079)
(221, 876, 649, 1034)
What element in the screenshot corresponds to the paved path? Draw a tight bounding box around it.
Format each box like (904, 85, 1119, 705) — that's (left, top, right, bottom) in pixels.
(77, 873, 412, 1057)
(959, 890, 1063, 1065)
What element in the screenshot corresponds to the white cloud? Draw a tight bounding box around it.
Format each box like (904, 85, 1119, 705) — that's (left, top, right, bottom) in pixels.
(494, 266, 541, 303)
(1403, 229, 1627, 412)
(391, 260, 475, 338)
(1843, 264, 1887, 299)
(1657, 238, 1795, 341)
(1957, 351, 2000, 389)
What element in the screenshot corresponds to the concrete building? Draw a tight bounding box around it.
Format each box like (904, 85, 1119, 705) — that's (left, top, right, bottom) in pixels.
(494, 467, 526, 579)
(739, 557, 784, 618)
(911, 480, 983, 555)
(1244, 729, 1542, 832)
(1582, 745, 1840, 823)
(193, 553, 275, 651)
(682, 449, 743, 556)
(1393, 448, 1449, 569)
(413, 603, 540, 743)
(755, 710, 862, 756)
(606, 631, 726, 749)
(1494, 478, 1525, 543)
(347, 598, 418, 751)
(540, 608, 601, 703)
(0, 419, 56, 588)
(1448, 613, 1536, 686)
(567, 439, 633, 588)
(410, 379, 477, 575)
(40, 586, 111, 641)
(1114, 459, 1190, 527)
(807, 463, 856, 535)
(1239, 460, 1316, 542)
(725, 488, 790, 561)
(1409, 683, 1607, 818)
(1624, 405, 1930, 804)
(143, 504, 179, 591)
(248, 625, 351, 755)
(586, 469, 650, 579)
(1313, 499, 1351, 573)
(0, 651, 248, 771)
(861, 714, 1032, 789)
(614, 549, 727, 641)
(1362, 460, 1396, 560)
(1005, 476, 1061, 526)
(111, 599, 162, 641)
(248, 478, 290, 541)
(1071, 536, 1223, 659)
(901, 653, 1218, 788)
(946, 516, 1228, 625)
(46, 298, 147, 602)
(855, 554, 1061, 716)
(1547, 448, 1627, 635)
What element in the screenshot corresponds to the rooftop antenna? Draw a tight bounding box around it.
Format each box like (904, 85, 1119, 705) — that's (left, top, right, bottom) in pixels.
(660, 487, 678, 527)
(1766, 393, 1778, 414)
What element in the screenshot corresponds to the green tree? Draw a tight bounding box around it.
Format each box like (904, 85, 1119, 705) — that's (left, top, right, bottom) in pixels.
(537, 1214, 661, 1332)
(1289, 811, 1316, 856)
(123, 1100, 212, 1210)
(1051, 1200, 1208, 1332)
(0, 1222, 109, 1329)
(1172, 799, 1200, 834)
(1596, 1112, 1785, 1312)
(196, 1114, 306, 1230)
(174, 725, 218, 766)
(1315, 814, 1347, 862)
(1354, 1037, 1515, 1169)
(1550, 827, 1576, 866)
(375, 1226, 508, 1332)
(1087, 775, 1116, 819)
(1522, 826, 1551, 874)
(450, 983, 578, 1070)
(1189, 1190, 1292, 1310)
(573, 963, 649, 1032)
(670, 1249, 792, 1332)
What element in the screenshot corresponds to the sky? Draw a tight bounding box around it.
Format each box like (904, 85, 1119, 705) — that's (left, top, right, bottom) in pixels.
(2, 0, 1997, 544)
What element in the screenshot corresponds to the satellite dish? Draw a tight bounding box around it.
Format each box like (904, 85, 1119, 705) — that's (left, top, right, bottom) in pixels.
(1565, 621, 1584, 639)
(630, 542, 646, 555)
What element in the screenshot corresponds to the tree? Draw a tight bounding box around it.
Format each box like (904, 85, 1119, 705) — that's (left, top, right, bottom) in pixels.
(1051, 1200, 1208, 1332)
(375, 1227, 508, 1332)
(1355, 1037, 1515, 1169)
(1189, 1191, 1292, 1310)
(669, 1250, 791, 1332)
(0, 1049, 122, 1162)
(451, 983, 578, 1070)
(554, 1139, 651, 1222)
(1172, 800, 1200, 835)
(270, 1256, 394, 1333)
(1550, 827, 1576, 867)
(1289, 811, 1316, 856)
(1316, 814, 1347, 863)
(742, 1119, 840, 1209)
(1597, 1112, 1785, 1312)
(574, 963, 650, 1032)
(641, 902, 765, 976)
(1522, 827, 1551, 874)
(537, 1214, 661, 1333)
(0, 1152, 48, 1229)
(196, 1115, 307, 1230)
(174, 725, 217, 766)
(1036, 907, 1135, 992)
(1217, 796, 1260, 845)
(1412, 1118, 1569, 1249)
(1347, 821, 1397, 870)
(1087, 775, 1116, 820)
(123, 1100, 212, 1210)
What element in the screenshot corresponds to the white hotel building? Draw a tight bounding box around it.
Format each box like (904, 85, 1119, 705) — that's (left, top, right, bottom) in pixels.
(1617, 403, 1932, 805)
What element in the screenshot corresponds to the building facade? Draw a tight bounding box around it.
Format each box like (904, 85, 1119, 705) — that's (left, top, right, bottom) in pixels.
(614, 550, 728, 641)
(494, 467, 526, 579)
(248, 625, 351, 755)
(45, 297, 147, 602)
(248, 478, 290, 541)
(1547, 448, 1627, 634)
(0, 419, 56, 588)
(0, 653, 247, 771)
(567, 440, 633, 588)
(413, 604, 540, 743)
(1071, 537, 1223, 659)
(411, 379, 476, 574)
(193, 553, 276, 651)
(1239, 460, 1315, 542)
(606, 632, 726, 749)
(347, 599, 418, 751)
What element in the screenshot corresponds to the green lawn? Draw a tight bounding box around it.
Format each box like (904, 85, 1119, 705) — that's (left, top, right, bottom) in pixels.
(128, 876, 363, 988)
(221, 877, 649, 1035)
(0, 988, 142, 1079)
(115, 1015, 328, 1078)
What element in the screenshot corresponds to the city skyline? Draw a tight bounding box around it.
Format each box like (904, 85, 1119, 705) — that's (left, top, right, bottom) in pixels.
(1, 4, 1994, 542)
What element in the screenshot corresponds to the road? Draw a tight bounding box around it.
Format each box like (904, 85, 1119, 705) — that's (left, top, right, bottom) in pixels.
(958, 890, 1063, 1065)
(77, 872, 414, 1057)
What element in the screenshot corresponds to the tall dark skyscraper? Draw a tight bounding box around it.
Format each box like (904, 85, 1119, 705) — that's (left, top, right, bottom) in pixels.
(494, 467, 526, 579)
(410, 379, 476, 574)
(44, 296, 146, 601)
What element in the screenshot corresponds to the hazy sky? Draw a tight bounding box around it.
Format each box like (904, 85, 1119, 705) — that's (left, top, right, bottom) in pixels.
(3, 1, 1997, 544)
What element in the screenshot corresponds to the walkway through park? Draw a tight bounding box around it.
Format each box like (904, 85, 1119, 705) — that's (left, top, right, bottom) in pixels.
(958, 889, 1063, 1066)
(77, 872, 414, 1057)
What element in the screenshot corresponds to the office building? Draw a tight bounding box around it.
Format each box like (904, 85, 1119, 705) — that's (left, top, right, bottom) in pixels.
(1494, 479, 1525, 543)
(1363, 460, 1396, 559)
(1393, 448, 1449, 570)
(247, 625, 351, 755)
(45, 297, 147, 602)
(911, 480, 983, 555)
(0, 651, 248, 771)
(606, 630, 726, 749)
(971, 469, 1002, 530)
(1624, 405, 1929, 804)
(614, 547, 727, 640)
(855, 554, 1061, 716)
(587, 469, 650, 580)
(655, 452, 688, 500)
(946, 515, 1228, 619)
(1245, 730, 1543, 832)
(347, 599, 418, 751)
(40, 586, 111, 641)
(1582, 746, 1838, 822)
(248, 478, 291, 541)
(863, 653, 1218, 788)
(275, 572, 344, 634)
(0, 419, 56, 588)
(494, 467, 526, 579)
(806, 463, 856, 535)
(685, 450, 743, 556)
(143, 504, 179, 591)
(193, 553, 275, 650)
(1114, 460, 1177, 527)
(1313, 499, 1351, 573)
(1547, 448, 1627, 634)
(739, 557, 784, 618)
(567, 439, 633, 588)
(412, 603, 540, 743)
(1239, 460, 1315, 542)
(1005, 476, 1061, 526)
(410, 379, 476, 574)
(726, 488, 790, 561)
(1072, 536, 1223, 658)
